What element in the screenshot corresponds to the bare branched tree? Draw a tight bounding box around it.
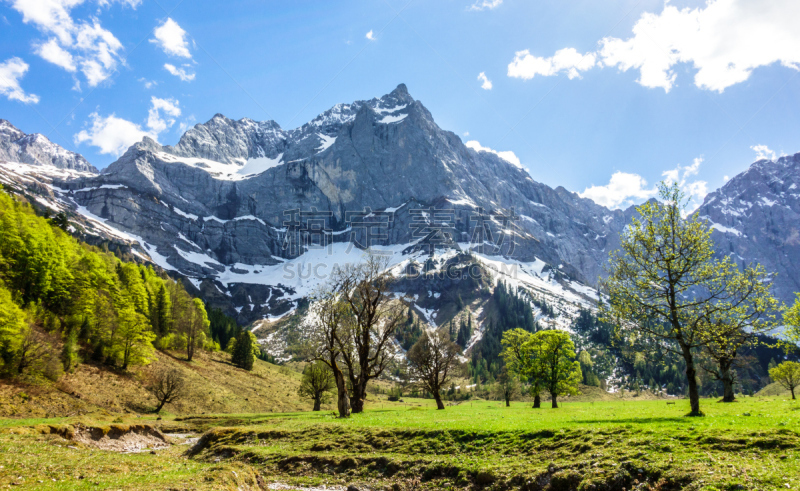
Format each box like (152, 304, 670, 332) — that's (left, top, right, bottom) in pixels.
(407, 330, 462, 410)
(147, 368, 186, 413)
(331, 254, 405, 413)
(308, 287, 351, 418)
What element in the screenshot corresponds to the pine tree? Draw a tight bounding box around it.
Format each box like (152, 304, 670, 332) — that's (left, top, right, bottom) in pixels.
(232, 331, 255, 370)
(152, 284, 172, 337)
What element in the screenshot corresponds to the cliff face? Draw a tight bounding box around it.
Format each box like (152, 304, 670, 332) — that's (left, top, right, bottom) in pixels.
(41, 84, 625, 322)
(0, 120, 97, 173)
(696, 153, 800, 303)
(2, 85, 798, 326)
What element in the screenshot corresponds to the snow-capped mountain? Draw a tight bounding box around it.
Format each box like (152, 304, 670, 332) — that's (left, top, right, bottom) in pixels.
(1, 84, 799, 332)
(21, 84, 625, 323)
(696, 153, 800, 302)
(0, 120, 97, 173)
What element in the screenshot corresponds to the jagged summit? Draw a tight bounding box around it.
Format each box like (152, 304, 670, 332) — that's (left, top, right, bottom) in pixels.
(2, 84, 799, 325)
(0, 120, 97, 173)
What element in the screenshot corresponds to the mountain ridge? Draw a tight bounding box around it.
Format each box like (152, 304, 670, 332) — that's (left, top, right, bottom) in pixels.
(1, 84, 798, 329)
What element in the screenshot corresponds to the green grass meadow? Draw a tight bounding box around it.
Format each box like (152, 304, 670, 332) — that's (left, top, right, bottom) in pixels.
(2, 395, 797, 490)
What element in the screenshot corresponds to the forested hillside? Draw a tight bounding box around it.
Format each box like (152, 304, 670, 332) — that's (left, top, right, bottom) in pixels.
(0, 186, 229, 380)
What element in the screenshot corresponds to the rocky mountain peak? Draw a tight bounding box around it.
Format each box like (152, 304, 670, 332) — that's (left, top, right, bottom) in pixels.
(0, 120, 97, 173)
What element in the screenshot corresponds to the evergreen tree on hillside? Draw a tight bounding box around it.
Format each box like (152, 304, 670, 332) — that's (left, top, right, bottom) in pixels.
(469, 282, 537, 382)
(232, 331, 255, 370)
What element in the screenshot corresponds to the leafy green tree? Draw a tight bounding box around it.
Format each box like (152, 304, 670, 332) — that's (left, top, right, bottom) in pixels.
(61, 325, 79, 372)
(109, 306, 156, 370)
(769, 361, 800, 400)
(495, 366, 519, 406)
(533, 330, 582, 408)
(501, 328, 545, 408)
(601, 182, 776, 415)
(0, 283, 27, 374)
(298, 361, 335, 411)
(785, 295, 800, 345)
(231, 331, 255, 370)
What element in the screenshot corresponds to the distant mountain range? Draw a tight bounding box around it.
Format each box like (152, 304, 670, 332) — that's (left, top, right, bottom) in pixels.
(1, 84, 798, 330)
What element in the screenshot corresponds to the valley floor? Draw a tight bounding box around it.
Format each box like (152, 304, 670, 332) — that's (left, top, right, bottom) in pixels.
(0, 396, 798, 490)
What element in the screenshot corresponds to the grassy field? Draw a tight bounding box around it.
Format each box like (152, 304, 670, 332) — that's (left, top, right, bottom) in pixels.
(0, 394, 797, 490)
(0, 351, 307, 418)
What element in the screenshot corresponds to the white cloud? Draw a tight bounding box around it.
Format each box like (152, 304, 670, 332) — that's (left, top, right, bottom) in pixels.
(98, 0, 141, 6)
(463, 131, 470, 137)
(365, 30, 375, 41)
(8, 0, 126, 87)
(751, 144, 776, 161)
(582, 158, 709, 211)
(580, 172, 656, 209)
(723, 175, 730, 182)
(661, 158, 708, 213)
(138, 77, 156, 89)
(146, 96, 181, 134)
(469, 0, 502, 11)
(75, 113, 151, 155)
(151, 18, 192, 59)
(178, 115, 196, 134)
(509, 0, 800, 92)
(508, 48, 596, 80)
(35, 38, 76, 71)
(477, 72, 493, 90)
(0, 57, 40, 103)
(74, 96, 181, 155)
(164, 63, 195, 81)
(466, 140, 522, 169)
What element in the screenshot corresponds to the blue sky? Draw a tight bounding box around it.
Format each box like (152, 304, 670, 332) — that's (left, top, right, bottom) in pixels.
(1, 0, 799, 209)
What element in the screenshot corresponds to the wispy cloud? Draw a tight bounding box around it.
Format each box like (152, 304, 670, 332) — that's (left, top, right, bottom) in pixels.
(469, 0, 502, 11)
(0, 57, 39, 103)
(581, 158, 708, 211)
(751, 144, 776, 161)
(75, 96, 182, 155)
(466, 140, 522, 169)
(508, 0, 800, 92)
(8, 0, 131, 88)
(164, 63, 195, 81)
(477, 72, 493, 90)
(366, 30, 376, 41)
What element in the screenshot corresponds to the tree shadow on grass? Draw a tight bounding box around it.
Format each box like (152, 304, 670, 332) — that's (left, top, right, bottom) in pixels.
(570, 417, 694, 425)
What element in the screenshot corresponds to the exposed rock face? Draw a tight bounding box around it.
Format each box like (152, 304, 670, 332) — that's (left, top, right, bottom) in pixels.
(0, 120, 97, 172)
(2, 85, 799, 325)
(695, 153, 800, 302)
(48, 84, 628, 322)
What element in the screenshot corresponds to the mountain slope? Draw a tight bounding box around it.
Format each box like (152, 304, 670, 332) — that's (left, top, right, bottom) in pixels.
(0, 120, 97, 173)
(39, 84, 624, 323)
(696, 153, 800, 302)
(1, 85, 799, 329)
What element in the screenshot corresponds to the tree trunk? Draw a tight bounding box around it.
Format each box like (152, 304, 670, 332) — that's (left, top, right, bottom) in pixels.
(682, 346, 702, 416)
(154, 399, 166, 414)
(313, 397, 321, 411)
(551, 393, 558, 409)
(433, 391, 445, 410)
(350, 381, 366, 414)
(505, 392, 510, 407)
(791, 387, 796, 400)
(719, 359, 735, 402)
(332, 366, 350, 418)
(187, 334, 194, 362)
(533, 394, 541, 408)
